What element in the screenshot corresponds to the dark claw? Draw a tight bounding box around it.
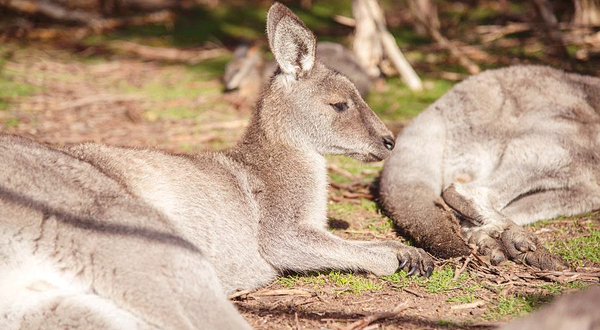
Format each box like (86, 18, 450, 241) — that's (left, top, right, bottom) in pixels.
(407, 264, 418, 276)
(425, 265, 434, 277)
(399, 259, 408, 269)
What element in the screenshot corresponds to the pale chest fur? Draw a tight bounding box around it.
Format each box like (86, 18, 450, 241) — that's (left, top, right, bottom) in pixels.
(301, 152, 329, 229)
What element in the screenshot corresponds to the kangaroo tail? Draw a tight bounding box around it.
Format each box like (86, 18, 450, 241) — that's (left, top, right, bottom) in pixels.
(379, 106, 470, 258)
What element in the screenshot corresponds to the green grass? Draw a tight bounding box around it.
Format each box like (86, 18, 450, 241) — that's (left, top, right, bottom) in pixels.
(483, 294, 553, 321)
(0, 70, 37, 111)
(328, 199, 379, 219)
(327, 271, 383, 293)
(380, 269, 422, 289)
(368, 78, 454, 121)
(113, 61, 231, 121)
(423, 266, 468, 294)
(4, 117, 20, 127)
(548, 228, 600, 267)
(365, 217, 393, 233)
(278, 275, 301, 288)
(278, 271, 382, 294)
(381, 266, 474, 294)
(539, 281, 588, 294)
(327, 155, 382, 184)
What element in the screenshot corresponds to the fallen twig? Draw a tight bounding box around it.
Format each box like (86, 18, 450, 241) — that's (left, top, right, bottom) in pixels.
(476, 23, 531, 43)
(343, 301, 410, 330)
(342, 192, 374, 199)
(252, 288, 315, 297)
(453, 253, 474, 281)
(450, 300, 486, 310)
(2, 4, 174, 40)
(198, 119, 248, 131)
(333, 14, 356, 27)
(328, 164, 356, 180)
(108, 41, 227, 65)
(403, 287, 425, 298)
(59, 94, 141, 111)
(331, 196, 362, 204)
(330, 181, 369, 192)
(228, 289, 254, 299)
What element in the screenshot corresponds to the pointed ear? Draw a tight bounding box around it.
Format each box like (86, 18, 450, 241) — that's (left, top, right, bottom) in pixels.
(266, 3, 316, 79)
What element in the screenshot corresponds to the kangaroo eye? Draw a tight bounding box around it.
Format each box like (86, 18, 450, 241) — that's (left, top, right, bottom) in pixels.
(331, 102, 348, 112)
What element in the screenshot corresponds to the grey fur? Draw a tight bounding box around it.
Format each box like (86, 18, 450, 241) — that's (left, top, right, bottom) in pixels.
(0, 3, 433, 330)
(380, 65, 600, 270)
(224, 42, 373, 98)
(499, 286, 600, 330)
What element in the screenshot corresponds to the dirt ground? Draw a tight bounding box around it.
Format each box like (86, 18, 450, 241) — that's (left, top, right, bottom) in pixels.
(1, 45, 598, 330)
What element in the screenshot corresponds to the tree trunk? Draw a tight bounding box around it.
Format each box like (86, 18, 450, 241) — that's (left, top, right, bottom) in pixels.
(406, 0, 439, 36)
(352, 0, 423, 91)
(531, 0, 570, 58)
(407, 0, 480, 74)
(573, 0, 600, 26)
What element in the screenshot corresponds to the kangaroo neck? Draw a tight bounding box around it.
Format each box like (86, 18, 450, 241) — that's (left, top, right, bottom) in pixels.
(231, 110, 326, 184)
(226, 103, 329, 225)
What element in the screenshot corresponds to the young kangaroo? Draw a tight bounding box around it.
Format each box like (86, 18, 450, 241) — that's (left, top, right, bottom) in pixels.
(0, 4, 433, 330)
(379, 65, 600, 271)
(223, 41, 373, 98)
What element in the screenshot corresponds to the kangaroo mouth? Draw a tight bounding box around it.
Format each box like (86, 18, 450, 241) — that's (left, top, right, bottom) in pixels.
(348, 152, 386, 163)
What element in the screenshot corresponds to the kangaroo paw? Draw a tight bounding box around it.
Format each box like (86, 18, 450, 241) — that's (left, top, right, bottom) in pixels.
(441, 184, 482, 224)
(501, 226, 569, 271)
(466, 230, 506, 266)
(396, 245, 435, 277)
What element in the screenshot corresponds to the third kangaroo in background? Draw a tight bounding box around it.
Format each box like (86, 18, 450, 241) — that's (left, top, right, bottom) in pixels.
(223, 41, 373, 100)
(1, 3, 433, 330)
(380, 65, 600, 271)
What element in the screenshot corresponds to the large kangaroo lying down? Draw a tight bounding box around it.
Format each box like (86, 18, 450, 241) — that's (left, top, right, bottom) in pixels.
(0, 4, 433, 330)
(380, 65, 600, 271)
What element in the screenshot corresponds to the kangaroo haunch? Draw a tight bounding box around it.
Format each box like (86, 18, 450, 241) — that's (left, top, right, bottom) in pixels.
(0, 3, 433, 330)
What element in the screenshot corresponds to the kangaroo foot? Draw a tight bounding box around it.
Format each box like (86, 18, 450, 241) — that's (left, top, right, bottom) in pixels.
(466, 230, 506, 265)
(391, 243, 435, 277)
(501, 225, 569, 271)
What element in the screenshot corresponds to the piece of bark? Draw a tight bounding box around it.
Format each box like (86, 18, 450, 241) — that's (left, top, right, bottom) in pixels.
(108, 41, 227, 64)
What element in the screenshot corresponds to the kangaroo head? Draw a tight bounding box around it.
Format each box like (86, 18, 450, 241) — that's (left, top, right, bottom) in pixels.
(261, 3, 394, 162)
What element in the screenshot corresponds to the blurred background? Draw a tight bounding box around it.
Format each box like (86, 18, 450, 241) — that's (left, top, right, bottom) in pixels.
(0, 0, 599, 152)
(1, 2, 599, 328)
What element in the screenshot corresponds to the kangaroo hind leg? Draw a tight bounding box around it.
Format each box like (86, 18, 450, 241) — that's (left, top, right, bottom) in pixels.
(441, 136, 578, 270)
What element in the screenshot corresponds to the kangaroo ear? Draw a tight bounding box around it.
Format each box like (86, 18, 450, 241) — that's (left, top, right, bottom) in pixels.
(266, 3, 316, 79)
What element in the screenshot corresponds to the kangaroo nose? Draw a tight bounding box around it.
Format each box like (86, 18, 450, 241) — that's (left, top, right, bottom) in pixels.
(383, 136, 395, 150)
